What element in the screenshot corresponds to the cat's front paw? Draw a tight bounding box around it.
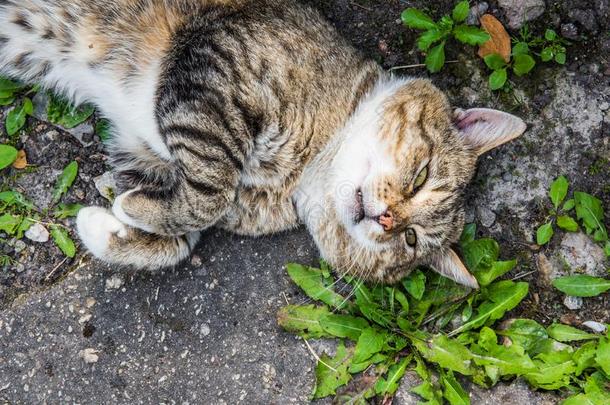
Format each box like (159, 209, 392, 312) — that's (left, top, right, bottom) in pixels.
(76, 207, 127, 259)
(112, 189, 156, 233)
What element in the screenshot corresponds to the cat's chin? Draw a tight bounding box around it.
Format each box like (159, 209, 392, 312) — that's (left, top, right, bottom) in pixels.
(345, 218, 387, 252)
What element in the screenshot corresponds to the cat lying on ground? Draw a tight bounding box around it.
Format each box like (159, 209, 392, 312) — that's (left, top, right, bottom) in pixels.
(0, 0, 525, 287)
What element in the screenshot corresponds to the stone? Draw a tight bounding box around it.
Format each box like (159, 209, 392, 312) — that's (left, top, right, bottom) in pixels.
(497, 0, 545, 29)
(94, 171, 117, 201)
(560, 23, 579, 40)
(477, 206, 496, 228)
(563, 295, 583, 310)
(556, 233, 607, 277)
(568, 9, 599, 33)
(105, 274, 124, 290)
(466, 2, 488, 25)
(79, 348, 99, 364)
(13, 240, 26, 254)
(582, 321, 607, 334)
(24, 223, 49, 243)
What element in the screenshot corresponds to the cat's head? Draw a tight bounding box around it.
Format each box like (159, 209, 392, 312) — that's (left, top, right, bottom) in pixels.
(327, 78, 526, 288)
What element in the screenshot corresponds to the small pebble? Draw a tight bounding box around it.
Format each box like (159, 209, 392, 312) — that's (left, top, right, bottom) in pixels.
(13, 240, 26, 253)
(105, 274, 124, 290)
(200, 323, 211, 337)
(582, 321, 607, 334)
(599, 101, 609, 111)
(466, 2, 488, 25)
(25, 223, 50, 243)
(79, 348, 99, 364)
(563, 295, 583, 310)
(560, 23, 579, 40)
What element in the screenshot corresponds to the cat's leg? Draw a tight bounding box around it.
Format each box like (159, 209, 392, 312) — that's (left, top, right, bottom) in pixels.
(219, 188, 300, 236)
(110, 121, 245, 236)
(76, 207, 200, 269)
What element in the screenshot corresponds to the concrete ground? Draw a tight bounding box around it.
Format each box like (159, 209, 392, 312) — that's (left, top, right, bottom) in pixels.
(1, 0, 608, 403)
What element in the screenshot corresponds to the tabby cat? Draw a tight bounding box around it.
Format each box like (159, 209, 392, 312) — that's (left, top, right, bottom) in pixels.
(0, 0, 526, 287)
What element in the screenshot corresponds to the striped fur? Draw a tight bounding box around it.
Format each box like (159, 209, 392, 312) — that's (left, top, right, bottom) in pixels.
(0, 0, 526, 283)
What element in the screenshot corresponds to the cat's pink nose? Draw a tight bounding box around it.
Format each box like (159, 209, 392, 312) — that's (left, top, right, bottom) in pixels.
(377, 211, 394, 231)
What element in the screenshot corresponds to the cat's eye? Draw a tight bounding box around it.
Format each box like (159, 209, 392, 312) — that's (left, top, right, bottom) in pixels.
(413, 165, 429, 190)
(405, 228, 417, 247)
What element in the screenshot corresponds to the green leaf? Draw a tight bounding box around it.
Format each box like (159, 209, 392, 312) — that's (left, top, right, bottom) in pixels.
(6, 98, 33, 136)
(53, 203, 84, 219)
(15, 217, 33, 239)
(555, 52, 566, 65)
(354, 284, 394, 327)
(471, 327, 536, 380)
(453, 25, 490, 45)
(512, 42, 530, 56)
(540, 47, 554, 62)
(512, 54, 536, 76)
(352, 327, 385, 364)
(402, 269, 426, 300)
(95, 119, 113, 143)
(604, 241, 610, 257)
(452, 1, 470, 23)
(563, 199, 575, 212)
(553, 275, 610, 297)
(484, 54, 507, 70)
(286, 263, 348, 309)
(474, 260, 517, 287)
(525, 351, 576, 390)
(319, 314, 369, 341)
(375, 357, 410, 395)
(417, 29, 445, 51)
(536, 222, 554, 245)
(426, 42, 446, 73)
(314, 341, 352, 399)
(461, 238, 499, 274)
(573, 341, 598, 376)
(557, 215, 579, 232)
(411, 381, 442, 404)
(0, 190, 35, 210)
(549, 176, 569, 209)
(50, 225, 76, 258)
(277, 304, 332, 339)
(0, 97, 15, 106)
(489, 68, 507, 90)
(547, 324, 599, 342)
(0, 77, 24, 92)
(574, 192, 607, 241)
(460, 223, 476, 245)
(51, 161, 79, 205)
(0, 144, 18, 170)
(497, 319, 548, 351)
(595, 337, 610, 374)
(401, 8, 437, 30)
(349, 352, 387, 374)
(47, 94, 94, 129)
(412, 334, 475, 375)
(449, 281, 529, 336)
(545, 29, 557, 41)
(441, 370, 470, 405)
(0, 213, 22, 235)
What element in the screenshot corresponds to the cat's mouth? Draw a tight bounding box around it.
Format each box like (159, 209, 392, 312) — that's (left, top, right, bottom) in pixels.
(353, 188, 384, 224)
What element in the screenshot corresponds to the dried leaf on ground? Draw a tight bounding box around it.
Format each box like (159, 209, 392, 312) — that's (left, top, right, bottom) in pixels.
(11, 149, 27, 169)
(478, 14, 511, 62)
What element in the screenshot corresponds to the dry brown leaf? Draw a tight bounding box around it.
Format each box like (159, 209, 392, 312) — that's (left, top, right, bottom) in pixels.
(478, 14, 511, 63)
(12, 149, 27, 169)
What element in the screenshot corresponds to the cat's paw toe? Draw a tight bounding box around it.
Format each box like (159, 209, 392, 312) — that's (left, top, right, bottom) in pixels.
(76, 207, 127, 258)
(112, 189, 155, 233)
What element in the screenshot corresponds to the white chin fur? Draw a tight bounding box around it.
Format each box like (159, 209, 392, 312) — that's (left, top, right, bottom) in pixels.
(76, 207, 127, 259)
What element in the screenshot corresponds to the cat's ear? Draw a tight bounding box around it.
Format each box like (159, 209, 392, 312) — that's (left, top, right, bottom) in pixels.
(454, 108, 526, 156)
(427, 248, 479, 289)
